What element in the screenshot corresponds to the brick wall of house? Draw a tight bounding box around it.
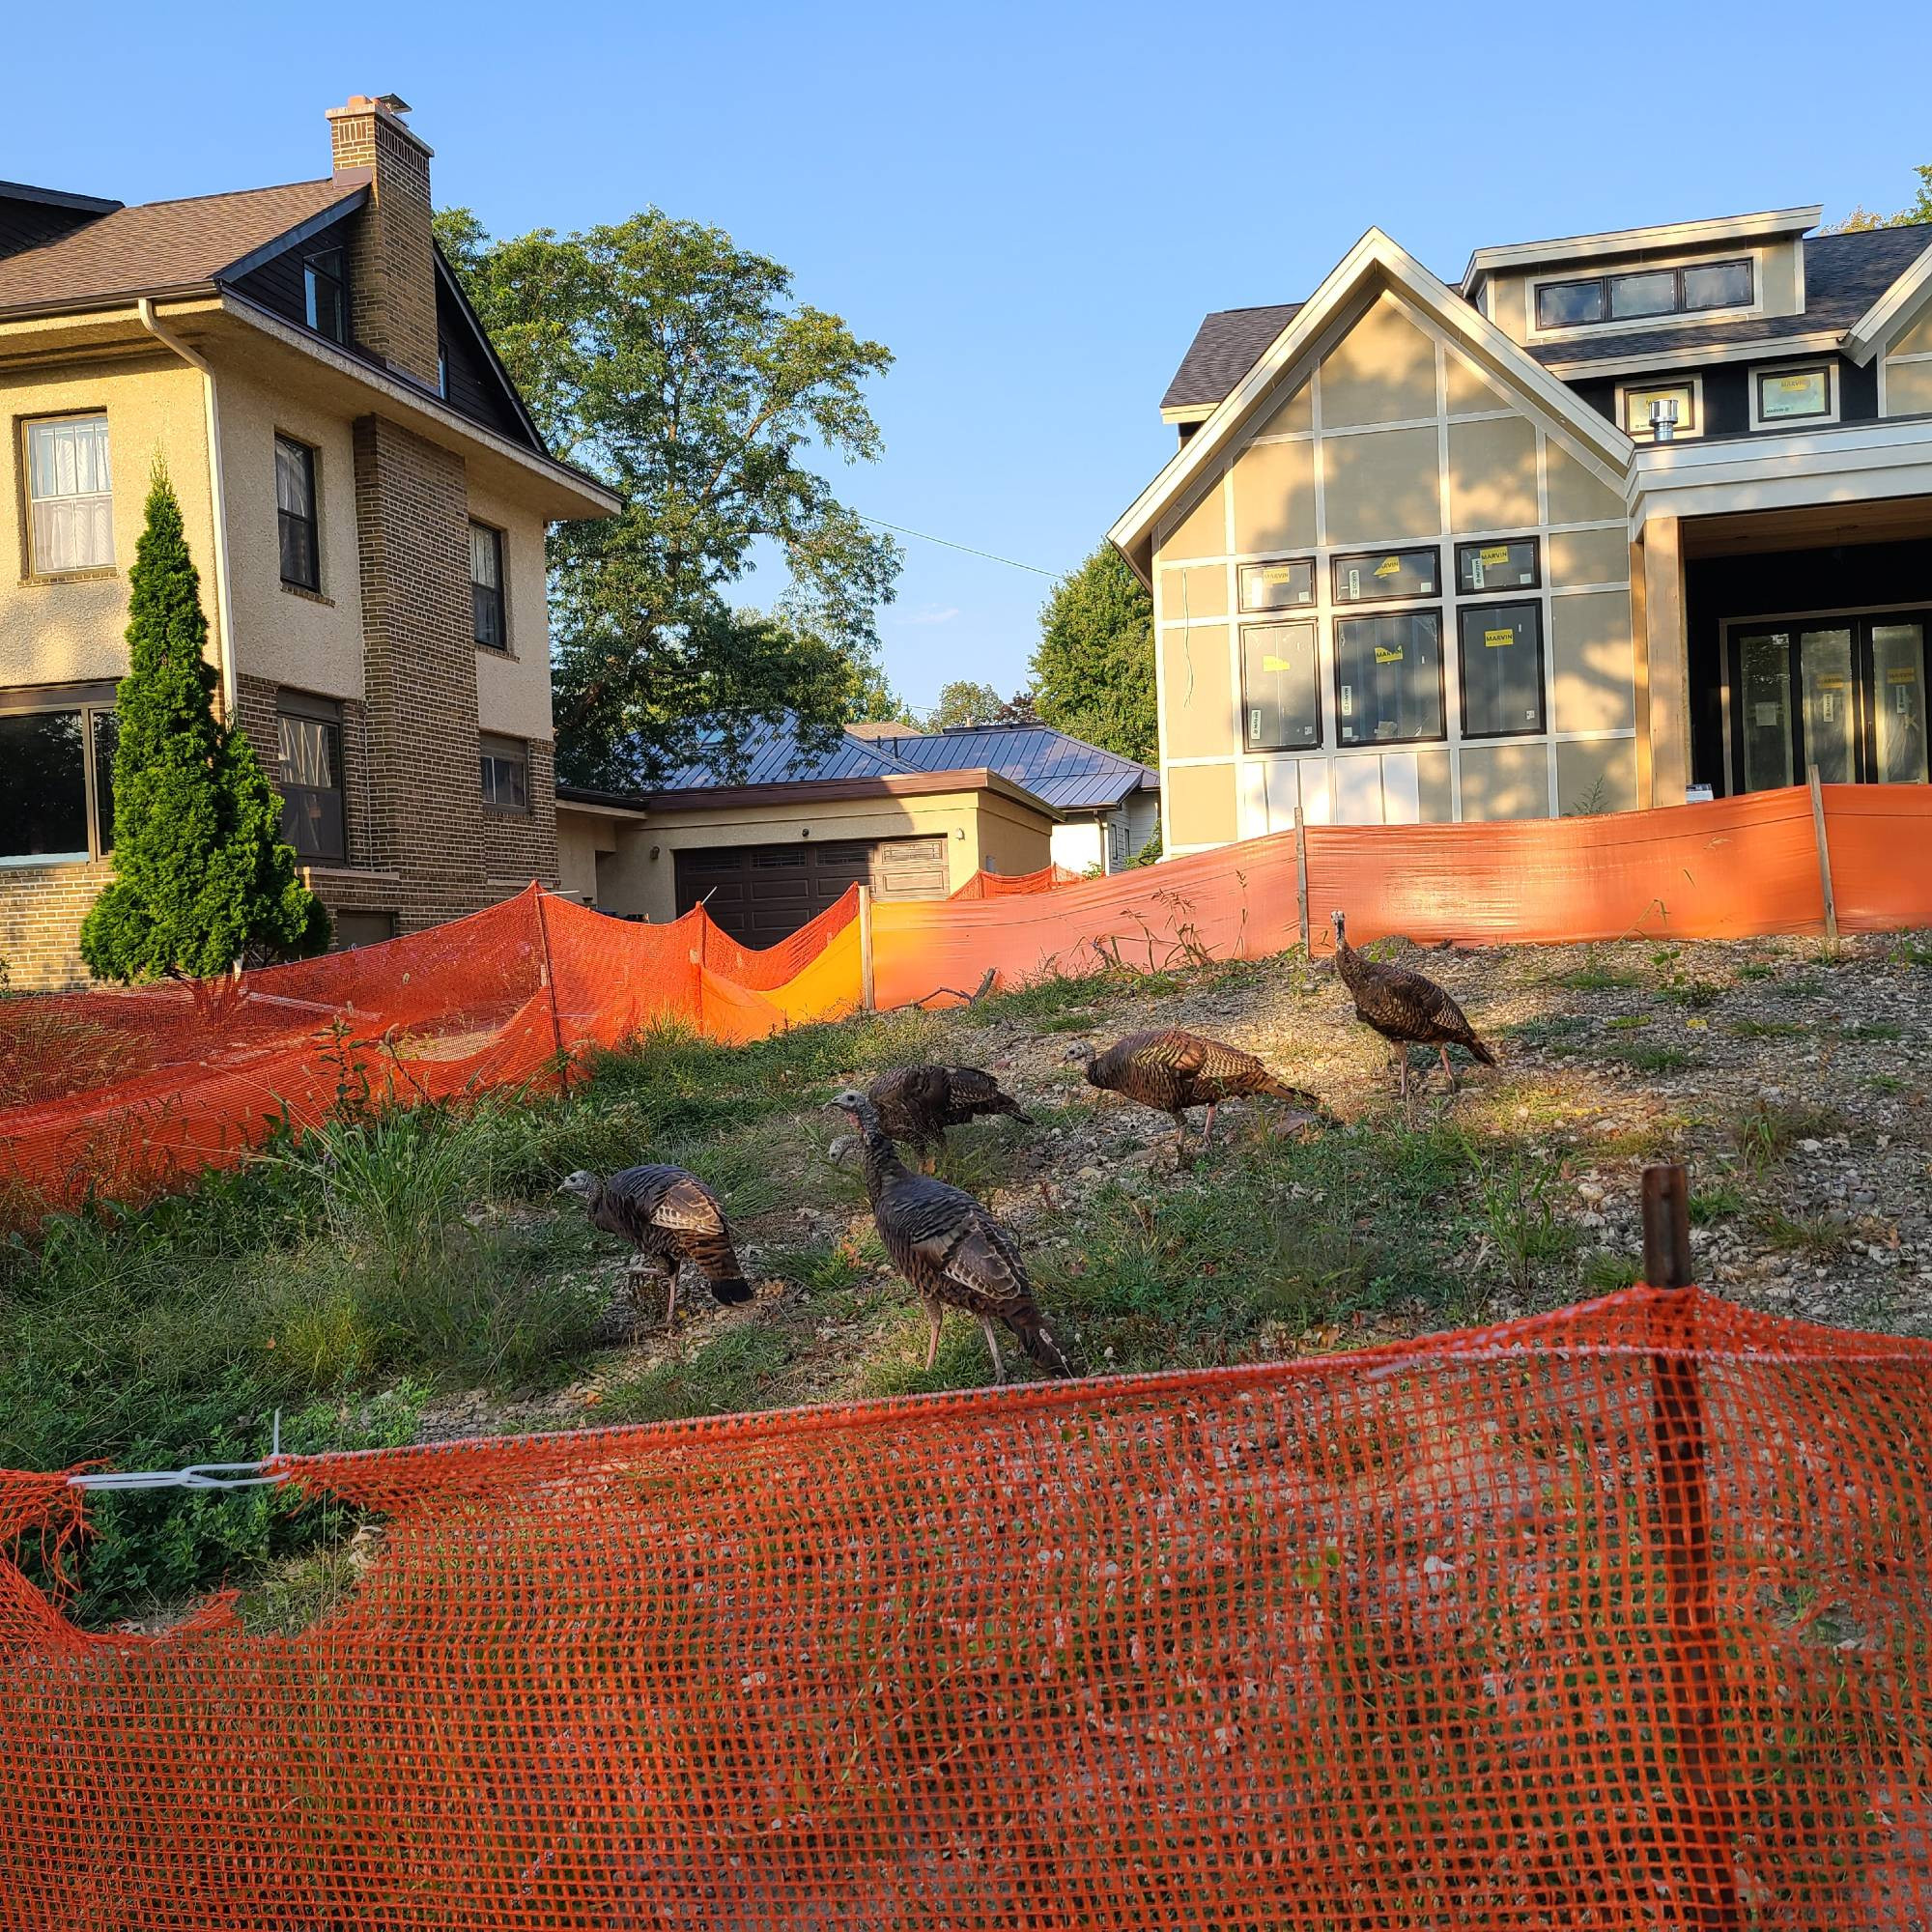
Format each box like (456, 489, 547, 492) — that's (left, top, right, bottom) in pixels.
(0, 862, 115, 991)
(351, 413, 493, 931)
(484, 737, 561, 886)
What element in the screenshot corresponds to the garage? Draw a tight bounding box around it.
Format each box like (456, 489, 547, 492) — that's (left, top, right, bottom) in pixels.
(674, 836, 949, 946)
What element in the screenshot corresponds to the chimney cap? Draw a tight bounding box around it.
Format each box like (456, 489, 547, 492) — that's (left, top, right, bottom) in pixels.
(374, 93, 412, 116)
(326, 93, 434, 159)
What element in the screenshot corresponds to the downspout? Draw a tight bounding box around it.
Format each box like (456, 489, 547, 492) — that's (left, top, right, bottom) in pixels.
(135, 297, 238, 721)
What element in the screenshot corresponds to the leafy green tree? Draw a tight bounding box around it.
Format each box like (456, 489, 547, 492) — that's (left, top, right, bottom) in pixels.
(927, 680, 1009, 729)
(1829, 163, 1932, 231)
(845, 660, 921, 726)
(436, 208, 900, 787)
(79, 469, 327, 982)
(1030, 545, 1155, 764)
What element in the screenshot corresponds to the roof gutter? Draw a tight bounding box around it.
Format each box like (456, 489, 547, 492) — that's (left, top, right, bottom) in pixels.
(135, 297, 238, 721)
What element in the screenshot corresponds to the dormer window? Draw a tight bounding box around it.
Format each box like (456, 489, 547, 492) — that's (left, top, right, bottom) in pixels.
(303, 248, 347, 345)
(1536, 257, 1754, 332)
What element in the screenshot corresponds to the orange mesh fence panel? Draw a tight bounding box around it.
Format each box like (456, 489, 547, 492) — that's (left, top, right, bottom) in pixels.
(948, 864, 1083, 898)
(5, 789, 1930, 1215)
(3, 1285, 1931, 1927)
(1814, 781, 1932, 932)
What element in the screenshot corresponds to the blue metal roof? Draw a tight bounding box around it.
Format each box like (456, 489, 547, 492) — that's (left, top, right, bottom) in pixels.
(653, 717, 1156, 812)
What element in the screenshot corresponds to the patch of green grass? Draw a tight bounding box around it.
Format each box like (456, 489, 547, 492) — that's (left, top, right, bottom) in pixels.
(1756, 1210, 1854, 1255)
(1773, 976, 1825, 1001)
(1835, 1021, 1904, 1043)
(1503, 1013, 1593, 1055)
(1466, 1143, 1577, 1294)
(1605, 1013, 1652, 1032)
(1729, 1019, 1811, 1039)
(1689, 1181, 1747, 1225)
(1737, 962, 1777, 982)
(1552, 952, 1644, 991)
(1661, 978, 1722, 1010)
(1730, 1097, 1847, 1173)
(1869, 1073, 1908, 1095)
(973, 967, 1124, 1024)
(597, 1325, 799, 1425)
(1605, 1042, 1697, 1074)
(759, 1238, 868, 1294)
(1580, 1251, 1644, 1293)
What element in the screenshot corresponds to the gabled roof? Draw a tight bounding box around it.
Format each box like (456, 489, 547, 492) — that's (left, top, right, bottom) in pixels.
(0, 176, 368, 315)
(1843, 224, 1932, 365)
(1111, 227, 1636, 582)
(1161, 302, 1303, 412)
(866, 724, 1156, 810)
(1461, 206, 1821, 298)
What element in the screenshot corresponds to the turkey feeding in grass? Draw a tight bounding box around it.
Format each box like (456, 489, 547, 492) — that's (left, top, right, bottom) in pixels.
(559, 1167, 753, 1332)
(1329, 909, 1495, 1110)
(867, 1064, 1034, 1172)
(830, 1090, 1071, 1385)
(1065, 1028, 1334, 1155)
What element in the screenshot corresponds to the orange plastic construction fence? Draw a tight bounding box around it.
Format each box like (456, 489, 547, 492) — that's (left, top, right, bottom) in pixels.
(4, 783, 1930, 1214)
(2, 1284, 1929, 1927)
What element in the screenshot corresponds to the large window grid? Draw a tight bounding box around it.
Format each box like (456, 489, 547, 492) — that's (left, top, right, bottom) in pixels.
(0, 688, 118, 864)
(23, 413, 114, 576)
(1535, 257, 1752, 332)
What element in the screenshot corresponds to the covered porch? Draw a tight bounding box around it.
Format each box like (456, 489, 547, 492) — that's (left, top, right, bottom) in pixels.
(1632, 423, 1932, 802)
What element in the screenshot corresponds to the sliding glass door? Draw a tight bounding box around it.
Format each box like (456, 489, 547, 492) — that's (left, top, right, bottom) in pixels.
(1730, 614, 1928, 791)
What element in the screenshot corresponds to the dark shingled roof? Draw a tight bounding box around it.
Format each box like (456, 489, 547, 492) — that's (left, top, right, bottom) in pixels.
(1160, 301, 1303, 411)
(0, 176, 367, 314)
(654, 717, 1156, 812)
(1529, 223, 1932, 367)
(1156, 226, 1932, 407)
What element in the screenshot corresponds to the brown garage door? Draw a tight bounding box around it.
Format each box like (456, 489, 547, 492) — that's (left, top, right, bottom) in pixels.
(674, 837, 947, 946)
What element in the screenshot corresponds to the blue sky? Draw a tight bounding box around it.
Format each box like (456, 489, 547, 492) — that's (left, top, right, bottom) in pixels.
(13, 0, 1929, 709)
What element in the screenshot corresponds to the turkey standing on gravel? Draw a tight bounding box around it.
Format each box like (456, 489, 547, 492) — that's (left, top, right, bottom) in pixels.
(1329, 909, 1495, 1109)
(831, 1090, 1071, 1384)
(1066, 1028, 1333, 1154)
(867, 1064, 1034, 1170)
(558, 1167, 753, 1331)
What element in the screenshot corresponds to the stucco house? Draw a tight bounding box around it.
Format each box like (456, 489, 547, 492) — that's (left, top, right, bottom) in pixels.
(554, 718, 1155, 945)
(1111, 209, 1932, 852)
(0, 94, 617, 989)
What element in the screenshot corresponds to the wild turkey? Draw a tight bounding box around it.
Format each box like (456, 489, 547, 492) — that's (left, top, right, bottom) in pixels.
(1329, 909, 1496, 1105)
(1067, 1028, 1332, 1153)
(831, 1091, 1070, 1384)
(559, 1166, 753, 1330)
(867, 1064, 1033, 1168)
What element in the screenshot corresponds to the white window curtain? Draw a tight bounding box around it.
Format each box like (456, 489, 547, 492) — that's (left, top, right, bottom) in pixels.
(28, 417, 114, 574)
(469, 522, 501, 590)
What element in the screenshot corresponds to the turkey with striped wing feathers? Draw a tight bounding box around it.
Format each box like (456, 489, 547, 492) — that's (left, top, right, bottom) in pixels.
(831, 1091, 1070, 1384)
(1067, 1028, 1334, 1154)
(559, 1167, 753, 1331)
(867, 1064, 1034, 1171)
(1329, 909, 1495, 1108)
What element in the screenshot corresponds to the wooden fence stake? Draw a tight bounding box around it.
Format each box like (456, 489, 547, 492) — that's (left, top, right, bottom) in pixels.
(857, 884, 876, 1013)
(1642, 1161, 1740, 1929)
(1806, 763, 1838, 944)
(1293, 805, 1310, 955)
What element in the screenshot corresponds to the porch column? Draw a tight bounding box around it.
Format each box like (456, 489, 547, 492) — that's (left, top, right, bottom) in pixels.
(1640, 514, 1690, 806)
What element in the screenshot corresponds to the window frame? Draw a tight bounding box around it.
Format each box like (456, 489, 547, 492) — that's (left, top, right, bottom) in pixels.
(302, 248, 347, 345)
(1454, 537, 1542, 596)
(479, 732, 530, 814)
(0, 681, 118, 865)
(1533, 257, 1755, 335)
(1332, 609, 1447, 748)
(274, 434, 321, 592)
(1330, 546, 1441, 608)
(1236, 556, 1318, 614)
(19, 411, 115, 580)
(1239, 617, 1322, 753)
(1456, 598, 1548, 741)
(273, 689, 348, 867)
(469, 520, 509, 651)
(1615, 377, 1704, 443)
(1749, 361, 1837, 431)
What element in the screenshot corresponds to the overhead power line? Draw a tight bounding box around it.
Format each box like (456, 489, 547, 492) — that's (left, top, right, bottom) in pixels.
(856, 514, 1058, 578)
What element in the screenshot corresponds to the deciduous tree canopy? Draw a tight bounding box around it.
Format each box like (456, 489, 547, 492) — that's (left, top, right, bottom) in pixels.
(1030, 545, 1155, 765)
(437, 209, 901, 786)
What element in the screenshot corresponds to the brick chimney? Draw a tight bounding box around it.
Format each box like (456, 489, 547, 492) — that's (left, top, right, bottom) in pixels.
(326, 93, 439, 387)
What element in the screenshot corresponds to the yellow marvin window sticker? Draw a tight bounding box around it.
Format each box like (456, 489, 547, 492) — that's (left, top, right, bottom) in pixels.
(1261, 655, 1296, 673)
(1373, 555, 1402, 579)
(1374, 645, 1404, 666)
(1478, 546, 1510, 567)
(1483, 627, 1515, 649)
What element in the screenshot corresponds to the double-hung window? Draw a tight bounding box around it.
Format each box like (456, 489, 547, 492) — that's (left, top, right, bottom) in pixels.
(480, 733, 529, 812)
(469, 522, 507, 649)
(275, 692, 346, 864)
(0, 686, 117, 863)
(275, 437, 320, 590)
(25, 414, 114, 576)
(303, 248, 347, 344)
